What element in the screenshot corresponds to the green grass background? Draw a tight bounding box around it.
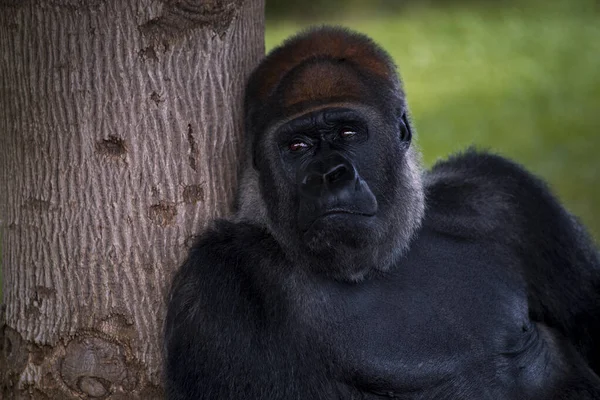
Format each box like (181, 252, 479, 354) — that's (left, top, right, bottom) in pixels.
(1, 0, 599, 298)
(266, 0, 600, 240)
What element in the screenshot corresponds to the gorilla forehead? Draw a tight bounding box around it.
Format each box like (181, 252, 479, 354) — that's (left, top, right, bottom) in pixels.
(250, 76, 403, 152)
(276, 107, 365, 135)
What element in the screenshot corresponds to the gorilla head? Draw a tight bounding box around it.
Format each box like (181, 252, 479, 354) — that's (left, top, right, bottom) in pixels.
(236, 27, 425, 281)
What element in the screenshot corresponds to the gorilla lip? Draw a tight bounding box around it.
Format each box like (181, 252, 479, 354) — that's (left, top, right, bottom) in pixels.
(320, 209, 374, 218)
(302, 209, 375, 233)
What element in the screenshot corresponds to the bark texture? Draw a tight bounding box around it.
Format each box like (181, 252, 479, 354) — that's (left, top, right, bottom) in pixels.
(0, 0, 264, 398)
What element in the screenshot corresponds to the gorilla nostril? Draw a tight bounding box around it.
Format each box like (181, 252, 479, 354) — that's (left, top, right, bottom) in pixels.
(303, 173, 324, 188)
(325, 164, 349, 184)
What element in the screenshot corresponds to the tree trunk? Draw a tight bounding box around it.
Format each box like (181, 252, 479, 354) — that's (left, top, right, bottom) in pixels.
(0, 0, 264, 398)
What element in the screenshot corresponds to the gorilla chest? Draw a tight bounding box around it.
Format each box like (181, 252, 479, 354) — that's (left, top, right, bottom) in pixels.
(302, 235, 532, 394)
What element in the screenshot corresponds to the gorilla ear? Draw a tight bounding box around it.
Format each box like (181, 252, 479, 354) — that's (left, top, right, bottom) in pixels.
(400, 112, 413, 143)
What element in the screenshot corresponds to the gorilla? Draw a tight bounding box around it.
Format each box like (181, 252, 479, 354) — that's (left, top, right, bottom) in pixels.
(164, 27, 600, 399)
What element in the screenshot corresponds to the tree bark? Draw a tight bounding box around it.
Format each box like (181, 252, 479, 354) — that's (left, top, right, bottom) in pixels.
(0, 0, 264, 398)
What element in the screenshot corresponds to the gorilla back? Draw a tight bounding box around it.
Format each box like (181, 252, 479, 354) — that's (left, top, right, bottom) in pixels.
(164, 27, 600, 399)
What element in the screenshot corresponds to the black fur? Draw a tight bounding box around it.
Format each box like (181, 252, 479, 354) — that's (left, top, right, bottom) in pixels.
(164, 27, 600, 399)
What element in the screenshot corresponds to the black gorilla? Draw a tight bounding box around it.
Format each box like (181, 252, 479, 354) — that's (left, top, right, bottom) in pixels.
(164, 27, 600, 399)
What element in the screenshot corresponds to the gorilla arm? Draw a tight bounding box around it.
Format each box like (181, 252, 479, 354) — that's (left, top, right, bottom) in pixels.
(163, 221, 339, 400)
(424, 149, 600, 377)
(164, 222, 280, 400)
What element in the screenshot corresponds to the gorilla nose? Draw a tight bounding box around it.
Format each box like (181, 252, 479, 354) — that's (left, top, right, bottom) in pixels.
(300, 157, 356, 198)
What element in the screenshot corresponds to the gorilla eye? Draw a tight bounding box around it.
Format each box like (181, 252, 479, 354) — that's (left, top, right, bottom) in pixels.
(289, 140, 310, 152)
(339, 128, 357, 138)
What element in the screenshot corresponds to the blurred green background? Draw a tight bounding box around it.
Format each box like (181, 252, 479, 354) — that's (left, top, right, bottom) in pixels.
(266, 0, 600, 240)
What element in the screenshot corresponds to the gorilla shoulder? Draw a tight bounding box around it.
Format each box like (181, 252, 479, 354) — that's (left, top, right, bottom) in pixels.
(174, 220, 282, 294)
(167, 220, 285, 329)
(424, 149, 578, 241)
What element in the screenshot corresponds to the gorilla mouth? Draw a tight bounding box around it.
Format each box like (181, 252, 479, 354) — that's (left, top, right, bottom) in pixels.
(319, 209, 375, 218)
(302, 208, 376, 233)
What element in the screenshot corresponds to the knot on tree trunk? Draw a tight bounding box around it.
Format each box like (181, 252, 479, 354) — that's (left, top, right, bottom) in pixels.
(140, 0, 245, 43)
(60, 336, 139, 398)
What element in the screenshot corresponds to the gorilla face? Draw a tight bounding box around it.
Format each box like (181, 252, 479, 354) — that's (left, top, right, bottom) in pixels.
(252, 102, 422, 280)
(279, 107, 379, 240)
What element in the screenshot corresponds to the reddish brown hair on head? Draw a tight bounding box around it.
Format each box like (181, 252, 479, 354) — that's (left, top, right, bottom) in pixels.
(246, 26, 400, 105)
(281, 61, 365, 108)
